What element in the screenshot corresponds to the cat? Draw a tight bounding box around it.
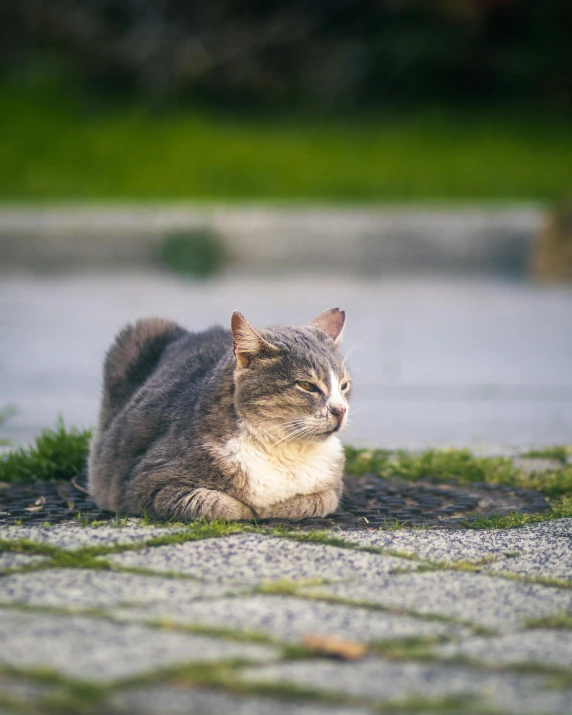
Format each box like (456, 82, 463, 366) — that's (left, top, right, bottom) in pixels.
(88, 308, 352, 522)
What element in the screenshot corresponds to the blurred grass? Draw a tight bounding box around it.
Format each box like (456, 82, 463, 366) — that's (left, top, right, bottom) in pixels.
(0, 84, 571, 201)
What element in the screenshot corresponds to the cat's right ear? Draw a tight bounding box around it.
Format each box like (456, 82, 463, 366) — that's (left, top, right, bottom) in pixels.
(231, 312, 279, 368)
(310, 308, 346, 347)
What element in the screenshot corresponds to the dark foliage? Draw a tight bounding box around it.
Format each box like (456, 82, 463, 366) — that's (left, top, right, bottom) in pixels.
(1, 0, 571, 107)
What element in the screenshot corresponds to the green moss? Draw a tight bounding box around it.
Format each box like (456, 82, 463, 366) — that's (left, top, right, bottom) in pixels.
(379, 694, 503, 715)
(131, 661, 340, 704)
(257, 578, 329, 596)
(0, 420, 91, 484)
(525, 613, 572, 629)
(370, 635, 447, 661)
(0, 664, 109, 715)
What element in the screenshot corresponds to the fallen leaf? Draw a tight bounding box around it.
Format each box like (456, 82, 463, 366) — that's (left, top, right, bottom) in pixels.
(302, 634, 367, 661)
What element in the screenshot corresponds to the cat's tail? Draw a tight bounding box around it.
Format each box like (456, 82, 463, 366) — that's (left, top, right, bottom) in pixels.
(99, 318, 184, 430)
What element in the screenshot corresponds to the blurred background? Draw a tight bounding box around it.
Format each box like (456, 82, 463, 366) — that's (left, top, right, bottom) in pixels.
(0, 0, 571, 450)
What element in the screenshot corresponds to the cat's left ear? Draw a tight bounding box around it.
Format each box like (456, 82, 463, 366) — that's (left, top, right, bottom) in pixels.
(310, 308, 346, 347)
(231, 311, 279, 368)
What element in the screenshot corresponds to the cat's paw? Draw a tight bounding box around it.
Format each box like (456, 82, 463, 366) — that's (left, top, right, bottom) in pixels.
(259, 488, 340, 521)
(180, 488, 255, 522)
(316, 488, 340, 517)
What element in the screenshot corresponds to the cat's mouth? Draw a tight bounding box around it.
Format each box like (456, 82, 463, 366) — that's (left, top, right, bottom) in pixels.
(318, 425, 341, 437)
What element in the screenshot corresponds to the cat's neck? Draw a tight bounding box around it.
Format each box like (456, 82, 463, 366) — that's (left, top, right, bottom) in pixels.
(237, 420, 336, 459)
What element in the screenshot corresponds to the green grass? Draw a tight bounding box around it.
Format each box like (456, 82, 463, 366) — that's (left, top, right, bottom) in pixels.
(346, 446, 572, 530)
(345, 447, 572, 499)
(0, 419, 91, 484)
(2, 422, 571, 531)
(1, 83, 571, 201)
(522, 446, 572, 464)
(465, 497, 572, 530)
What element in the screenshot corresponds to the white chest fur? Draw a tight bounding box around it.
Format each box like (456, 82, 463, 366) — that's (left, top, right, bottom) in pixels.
(216, 433, 343, 509)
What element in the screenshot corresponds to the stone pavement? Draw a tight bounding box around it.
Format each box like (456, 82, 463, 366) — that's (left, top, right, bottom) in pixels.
(1, 274, 572, 450)
(1, 521, 572, 714)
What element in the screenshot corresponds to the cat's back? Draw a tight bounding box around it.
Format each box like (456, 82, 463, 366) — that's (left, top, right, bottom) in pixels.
(97, 319, 232, 432)
(128, 324, 233, 413)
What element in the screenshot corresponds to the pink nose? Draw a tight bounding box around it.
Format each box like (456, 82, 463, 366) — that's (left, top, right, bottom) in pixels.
(329, 405, 346, 425)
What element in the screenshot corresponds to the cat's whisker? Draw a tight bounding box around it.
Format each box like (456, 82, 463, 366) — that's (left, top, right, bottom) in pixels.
(281, 427, 315, 446)
(272, 424, 312, 447)
(342, 336, 370, 367)
(267, 419, 308, 439)
(278, 422, 318, 446)
(273, 418, 307, 430)
(346, 407, 367, 417)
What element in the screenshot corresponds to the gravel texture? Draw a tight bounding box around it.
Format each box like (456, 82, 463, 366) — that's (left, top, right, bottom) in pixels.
(335, 520, 572, 581)
(0, 552, 48, 573)
(0, 569, 241, 609)
(239, 658, 572, 715)
(1, 519, 572, 711)
(0, 523, 183, 550)
(105, 534, 421, 584)
(437, 629, 572, 669)
(303, 571, 572, 631)
(108, 687, 374, 715)
(0, 610, 277, 682)
(112, 594, 467, 643)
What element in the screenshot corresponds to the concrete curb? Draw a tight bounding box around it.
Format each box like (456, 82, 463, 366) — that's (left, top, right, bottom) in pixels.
(0, 204, 543, 275)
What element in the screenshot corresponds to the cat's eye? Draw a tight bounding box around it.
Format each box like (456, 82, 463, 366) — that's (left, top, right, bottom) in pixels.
(297, 381, 320, 393)
(340, 381, 350, 391)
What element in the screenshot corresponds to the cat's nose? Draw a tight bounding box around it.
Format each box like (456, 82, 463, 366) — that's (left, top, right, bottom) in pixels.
(329, 405, 346, 425)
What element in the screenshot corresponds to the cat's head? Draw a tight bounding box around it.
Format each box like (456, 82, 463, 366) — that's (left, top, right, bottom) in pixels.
(230, 309, 351, 444)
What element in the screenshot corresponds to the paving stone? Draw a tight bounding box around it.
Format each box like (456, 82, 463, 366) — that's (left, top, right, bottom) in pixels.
(437, 629, 572, 670)
(0, 610, 277, 682)
(0, 569, 242, 609)
(112, 594, 466, 643)
(106, 534, 420, 584)
(0, 523, 183, 551)
(334, 520, 572, 581)
(303, 571, 572, 632)
(0, 675, 56, 707)
(0, 551, 48, 573)
(239, 658, 572, 715)
(483, 550, 572, 582)
(108, 687, 373, 715)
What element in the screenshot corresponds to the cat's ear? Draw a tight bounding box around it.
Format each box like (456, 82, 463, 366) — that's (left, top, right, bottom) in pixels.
(231, 311, 279, 368)
(310, 308, 346, 347)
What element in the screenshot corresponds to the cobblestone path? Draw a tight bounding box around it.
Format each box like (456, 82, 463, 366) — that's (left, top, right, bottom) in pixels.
(1, 519, 572, 715)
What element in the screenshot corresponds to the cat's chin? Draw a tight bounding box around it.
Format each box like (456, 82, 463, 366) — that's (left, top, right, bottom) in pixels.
(313, 426, 342, 440)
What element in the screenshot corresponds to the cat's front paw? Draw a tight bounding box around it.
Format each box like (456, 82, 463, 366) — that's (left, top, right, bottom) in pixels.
(317, 488, 340, 517)
(179, 488, 256, 522)
(258, 488, 340, 521)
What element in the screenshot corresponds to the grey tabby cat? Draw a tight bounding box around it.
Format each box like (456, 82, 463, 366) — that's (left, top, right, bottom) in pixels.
(88, 308, 351, 522)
